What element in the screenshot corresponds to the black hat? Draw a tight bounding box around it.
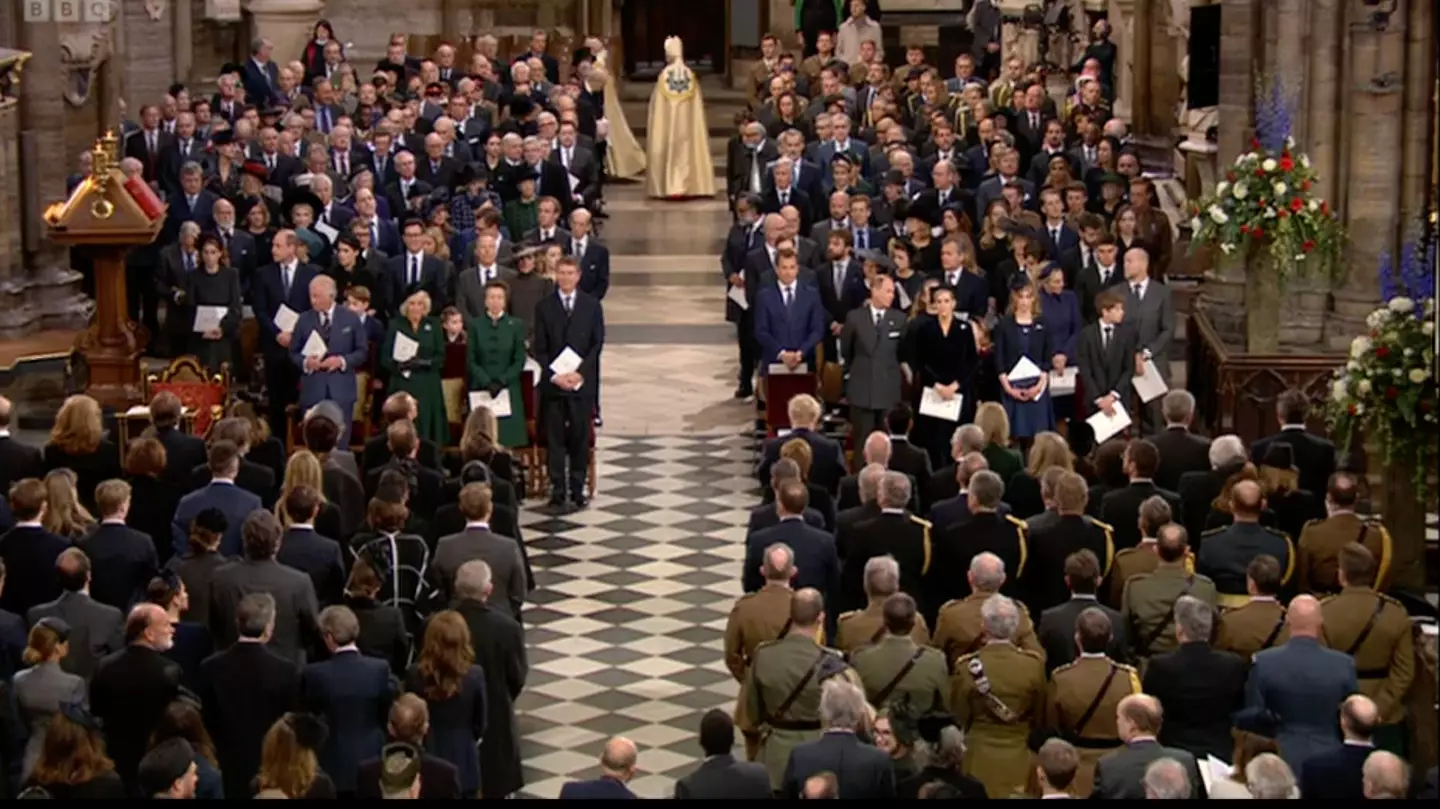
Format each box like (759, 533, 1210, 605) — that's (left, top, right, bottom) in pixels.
(460, 460, 494, 484)
(219, 62, 243, 77)
(378, 742, 423, 795)
(210, 129, 235, 146)
(830, 151, 855, 167)
(572, 47, 595, 65)
(35, 616, 71, 642)
(455, 162, 487, 187)
(512, 165, 540, 184)
(1260, 443, 1296, 471)
(406, 183, 432, 201)
(348, 162, 374, 181)
(883, 168, 906, 187)
(905, 197, 940, 227)
(137, 738, 195, 797)
(193, 507, 229, 536)
(1037, 262, 1063, 282)
(281, 187, 324, 226)
(509, 96, 535, 119)
(1008, 272, 1034, 292)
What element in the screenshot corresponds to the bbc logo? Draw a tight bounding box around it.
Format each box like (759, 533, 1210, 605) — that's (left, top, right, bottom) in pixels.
(23, 0, 115, 22)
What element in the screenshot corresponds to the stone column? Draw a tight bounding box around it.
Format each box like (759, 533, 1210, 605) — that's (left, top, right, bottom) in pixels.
(1130, 0, 1151, 133)
(1305, 0, 1342, 201)
(1332, 4, 1407, 342)
(329, 0, 390, 64)
(1274, 0, 1307, 143)
(0, 55, 27, 336)
(1398, 0, 1435, 228)
(1108, 0, 1135, 122)
(175, 0, 194, 84)
(998, 0, 1040, 70)
(246, 0, 325, 62)
(122, 0, 177, 112)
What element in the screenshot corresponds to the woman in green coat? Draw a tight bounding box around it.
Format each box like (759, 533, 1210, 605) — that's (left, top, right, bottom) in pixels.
(466, 280, 529, 449)
(381, 289, 449, 447)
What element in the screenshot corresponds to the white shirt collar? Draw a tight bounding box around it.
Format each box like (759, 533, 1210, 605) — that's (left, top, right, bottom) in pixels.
(465, 522, 490, 531)
(1071, 593, 1098, 601)
(1248, 595, 1277, 602)
(1079, 651, 1107, 658)
(210, 478, 236, 485)
(1343, 739, 1375, 748)
(1281, 423, 1306, 431)
(289, 523, 315, 531)
(334, 643, 360, 654)
(407, 250, 424, 261)
(0, 429, 9, 437)
(16, 521, 44, 529)
(101, 519, 127, 526)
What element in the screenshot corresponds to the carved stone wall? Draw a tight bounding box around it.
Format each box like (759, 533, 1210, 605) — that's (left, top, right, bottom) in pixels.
(191, 0, 245, 83)
(122, 0, 178, 106)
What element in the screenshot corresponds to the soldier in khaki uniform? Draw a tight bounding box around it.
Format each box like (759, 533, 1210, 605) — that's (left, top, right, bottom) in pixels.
(934, 552, 1043, 665)
(850, 593, 950, 714)
(1121, 523, 1217, 660)
(743, 587, 860, 791)
(951, 594, 1047, 798)
(1215, 555, 1288, 662)
(836, 555, 931, 656)
(1297, 472, 1392, 595)
(1044, 607, 1141, 797)
(724, 542, 800, 761)
(798, 32, 839, 89)
(1319, 543, 1413, 754)
(1105, 495, 1192, 609)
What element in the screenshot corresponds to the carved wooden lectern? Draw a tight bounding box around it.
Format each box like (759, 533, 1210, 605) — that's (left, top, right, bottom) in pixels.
(43, 132, 165, 409)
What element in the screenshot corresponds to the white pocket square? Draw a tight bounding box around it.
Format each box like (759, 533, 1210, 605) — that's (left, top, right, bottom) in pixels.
(888, 331, 902, 338)
(342, 326, 352, 333)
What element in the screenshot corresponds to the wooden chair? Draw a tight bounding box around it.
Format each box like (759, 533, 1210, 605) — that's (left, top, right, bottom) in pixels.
(352, 341, 381, 449)
(441, 341, 469, 446)
(142, 356, 230, 437)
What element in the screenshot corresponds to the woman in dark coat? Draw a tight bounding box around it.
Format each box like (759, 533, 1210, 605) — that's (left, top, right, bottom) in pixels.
(404, 611, 487, 798)
(1037, 263, 1081, 426)
(993, 277, 1055, 446)
(382, 289, 449, 448)
(185, 232, 244, 374)
(912, 286, 981, 468)
(42, 395, 121, 515)
(124, 437, 185, 566)
(344, 555, 411, 677)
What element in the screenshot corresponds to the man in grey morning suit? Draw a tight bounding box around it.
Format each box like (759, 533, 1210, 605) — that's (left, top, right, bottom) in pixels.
(26, 549, 125, 682)
(841, 272, 906, 446)
(1121, 247, 1174, 431)
(209, 511, 321, 666)
(429, 483, 528, 621)
(454, 233, 514, 320)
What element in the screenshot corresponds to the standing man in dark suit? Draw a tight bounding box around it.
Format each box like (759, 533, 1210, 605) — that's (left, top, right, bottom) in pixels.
(565, 209, 610, 299)
(781, 678, 896, 799)
(762, 161, 814, 236)
(0, 479, 71, 619)
(144, 391, 207, 490)
(289, 275, 369, 445)
(532, 256, 604, 509)
(209, 511, 321, 665)
(1122, 248, 1174, 431)
(78, 482, 159, 611)
(429, 484, 528, 619)
(252, 229, 317, 439)
(1150, 391, 1212, 492)
(1251, 389, 1337, 497)
(674, 709, 773, 799)
(158, 113, 208, 198)
(90, 603, 184, 792)
(304, 605, 397, 797)
(742, 483, 840, 597)
(816, 229, 865, 366)
(241, 37, 281, 107)
(1092, 693, 1204, 799)
(1100, 439, 1183, 552)
(1021, 475, 1115, 616)
(558, 736, 640, 798)
(885, 405, 933, 484)
(123, 105, 174, 185)
(755, 394, 847, 495)
(841, 273, 905, 447)
(199, 592, 301, 799)
(275, 486, 346, 606)
(26, 548, 125, 682)
(725, 204, 774, 398)
(1037, 549, 1127, 672)
(755, 249, 826, 385)
(1243, 595, 1358, 774)
(1074, 232, 1125, 324)
(449, 560, 527, 799)
(0, 397, 41, 497)
(355, 696, 462, 799)
(384, 218, 447, 317)
(171, 441, 264, 557)
(1298, 693, 1379, 800)
(1141, 595, 1246, 760)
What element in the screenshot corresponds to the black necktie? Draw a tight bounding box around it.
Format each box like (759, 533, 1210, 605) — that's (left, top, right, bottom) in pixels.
(856, 230, 867, 250)
(319, 309, 331, 337)
(1052, 227, 1061, 245)
(1132, 283, 1142, 299)
(282, 264, 292, 296)
(410, 256, 420, 286)
(563, 295, 573, 314)
(783, 286, 793, 308)
(1100, 267, 1110, 285)
(1103, 325, 1112, 349)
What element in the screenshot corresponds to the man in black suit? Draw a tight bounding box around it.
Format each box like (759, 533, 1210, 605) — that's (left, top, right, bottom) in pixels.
(1251, 388, 1337, 497)
(762, 160, 814, 236)
(0, 480, 70, 618)
(1151, 390, 1212, 492)
(1076, 287, 1138, 438)
(190, 417, 279, 508)
(724, 203, 774, 397)
(1298, 693, 1378, 800)
(1038, 549, 1129, 672)
(90, 603, 185, 791)
(885, 405, 932, 484)
(925, 451, 995, 533)
(304, 605, 397, 797)
(241, 36, 281, 107)
(743, 481, 840, 597)
(356, 696, 462, 799)
(275, 486, 346, 606)
(26, 548, 125, 682)
(564, 209, 610, 300)
(415, 132, 461, 190)
(210, 511, 321, 665)
(448, 559, 527, 798)
(922, 424, 986, 515)
(145, 392, 207, 490)
(1100, 440, 1183, 552)
(782, 678, 896, 798)
(836, 433, 920, 513)
(727, 122, 779, 202)
(78, 482, 159, 612)
(532, 256, 604, 509)
(384, 217, 448, 316)
(361, 392, 443, 475)
(158, 112, 208, 198)
(1177, 434, 1248, 548)
(755, 393, 846, 496)
(364, 422, 446, 520)
(1022, 473, 1116, 617)
(1141, 595, 1246, 761)
(675, 709, 773, 799)
(123, 104, 174, 185)
(199, 592, 301, 799)
(252, 126, 302, 190)
(1092, 693, 1204, 799)
(0, 397, 42, 500)
(252, 230, 317, 439)
(383, 152, 435, 227)
(748, 458, 827, 534)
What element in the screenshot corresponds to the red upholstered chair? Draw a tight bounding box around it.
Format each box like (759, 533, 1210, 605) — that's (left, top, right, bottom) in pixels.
(143, 356, 229, 438)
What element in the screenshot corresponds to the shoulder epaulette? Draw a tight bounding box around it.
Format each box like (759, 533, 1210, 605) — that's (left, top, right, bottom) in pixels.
(938, 598, 963, 612)
(1016, 646, 1044, 661)
(1052, 659, 1078, 675)
(1379, 592, 1405, 609)
(955, 651, 978, 666)
(1302, 518, 1323, 529)
(1005, 514, 1027, 530)
(1115, 661, 1138, 673)
(1089, 517, 1114, 532)
(837, 610, 862, 622)
(1201, 526, 1227, 536)
(1262, 526, 1290, 538)
(909, 514, 932, 528)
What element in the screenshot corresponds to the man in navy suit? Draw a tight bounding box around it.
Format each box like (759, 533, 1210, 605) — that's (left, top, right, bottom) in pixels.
(289, 275, 369, 446)
(564, 209, 609, 299)
(164, 163, 218, 240)
(0, 479, 73, 617)
(754, 249, 825, 382)
(743, 483, 840, 597)
(275, 486, 346, 605)
(1243, 595, 1359, 774)
(384, 218, 448, 316)
(1038, 187, 1080, 262)
(1298, 693, 1378, 800)
(558, 736, 639, 799)
(303, 605, 397, 797)
(241, 38, 281, 106)
(80, 481, 160, 611)
(673, 709, 773, 799)
(252, 229, 317, 439)
(532, 257, 605, 509)
(171, 441, 263, 557)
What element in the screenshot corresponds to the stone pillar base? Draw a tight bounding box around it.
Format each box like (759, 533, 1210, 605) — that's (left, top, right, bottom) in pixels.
(247, 0, 325, 63)
(1325, 289, 1380, 353)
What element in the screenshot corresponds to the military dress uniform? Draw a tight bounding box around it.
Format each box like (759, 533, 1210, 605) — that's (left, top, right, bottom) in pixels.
(932, 592, 1044, 668)
(1044, 653, 1141, 797)
(951, 640, 1047, 798)
(1297, 513, 1393, 595)
(743, 632, 861, 791)
(1121, 561, 1218, 659)
(724, 584, 796, 761)
(1104, 542, 1194, 609)
(851, 634, 950, 714)
(836, 602, 931, 657)
(1196, 522, 1295, 609)
(1320, 586, 1415, 753)
(1214, 596, 1288, 663)
(840, 511, 931, 615)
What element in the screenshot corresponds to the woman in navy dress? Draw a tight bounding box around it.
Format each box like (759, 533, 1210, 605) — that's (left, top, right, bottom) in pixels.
(913, 286, 982, 468)
(404, 610, 487, 798)
(1036, 263, 1081, 426)
(994, 277, 1054, 450)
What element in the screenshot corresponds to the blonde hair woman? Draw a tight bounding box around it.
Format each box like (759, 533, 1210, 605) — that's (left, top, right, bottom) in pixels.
(276, 450, 342, 539)
(255, 713, 335, 798)
(43, 394, 121, 514)
(40, 469, 96, 541)
(459, 406, 518, 483)
(1006, 431, 1074, 518)
(380, 289, 448, 447)
(974, 401, 1023, 484)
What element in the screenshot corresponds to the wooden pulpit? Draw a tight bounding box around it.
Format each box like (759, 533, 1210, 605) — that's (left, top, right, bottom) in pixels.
(44, 132, 165, 410)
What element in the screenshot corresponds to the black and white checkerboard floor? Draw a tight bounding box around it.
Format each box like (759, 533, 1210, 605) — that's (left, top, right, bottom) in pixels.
(513, 433, 760, 799)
